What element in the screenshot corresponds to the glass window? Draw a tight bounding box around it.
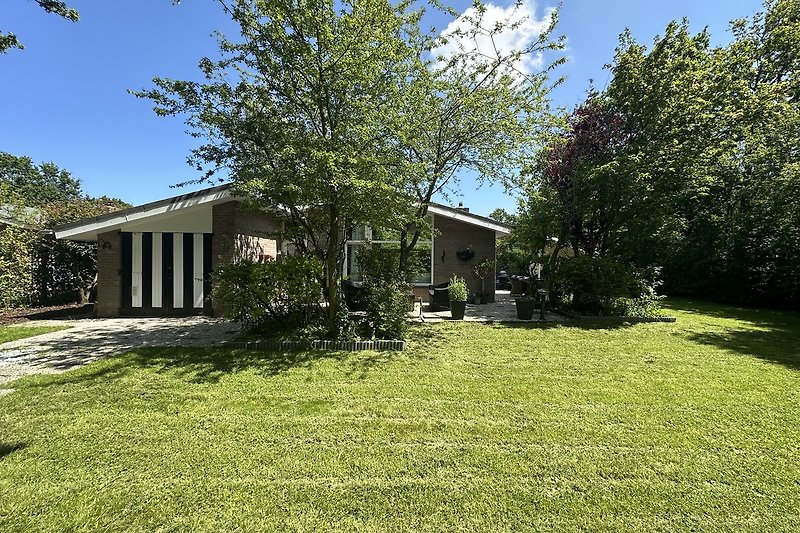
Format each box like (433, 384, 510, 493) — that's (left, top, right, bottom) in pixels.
(345, 219, 433, 285)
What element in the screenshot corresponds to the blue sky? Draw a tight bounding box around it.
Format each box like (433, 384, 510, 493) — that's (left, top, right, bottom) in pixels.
(1, 0, 764, 216)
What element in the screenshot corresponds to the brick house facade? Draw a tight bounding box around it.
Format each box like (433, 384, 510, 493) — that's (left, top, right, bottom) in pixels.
(55, 185, 511, 317)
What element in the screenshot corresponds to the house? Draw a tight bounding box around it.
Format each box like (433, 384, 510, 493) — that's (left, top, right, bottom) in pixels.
(54, 185, 511, 317)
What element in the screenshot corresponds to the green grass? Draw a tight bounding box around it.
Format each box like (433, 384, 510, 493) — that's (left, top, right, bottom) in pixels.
(0, 325, 67, 344)
(1, 299, 799, 532)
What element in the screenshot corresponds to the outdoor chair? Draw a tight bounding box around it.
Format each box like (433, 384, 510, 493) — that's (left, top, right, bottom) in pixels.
(428, 282, 450, 310)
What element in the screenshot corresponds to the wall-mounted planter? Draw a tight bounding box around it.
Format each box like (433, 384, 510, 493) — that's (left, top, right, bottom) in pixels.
(456, 249, 475, 261)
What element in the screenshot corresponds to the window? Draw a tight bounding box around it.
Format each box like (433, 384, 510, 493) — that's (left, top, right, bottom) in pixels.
(346, 221, 433, 285)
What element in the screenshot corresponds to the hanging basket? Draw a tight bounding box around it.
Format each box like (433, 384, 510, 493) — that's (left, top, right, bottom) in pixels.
(456, 248, 475, 261)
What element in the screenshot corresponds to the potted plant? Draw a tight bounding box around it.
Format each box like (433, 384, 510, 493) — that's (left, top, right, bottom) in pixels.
(448, 275, 468, 320)
(473, 258, 494, 304)
(515, 295, 536, 320)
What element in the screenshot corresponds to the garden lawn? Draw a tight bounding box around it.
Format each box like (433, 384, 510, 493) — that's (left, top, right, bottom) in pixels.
(0, 325, 67, 344)
(1, 299, 799, 532)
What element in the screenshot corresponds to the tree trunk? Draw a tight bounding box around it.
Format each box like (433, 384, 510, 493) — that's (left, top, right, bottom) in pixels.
(325, 207, 343, 338)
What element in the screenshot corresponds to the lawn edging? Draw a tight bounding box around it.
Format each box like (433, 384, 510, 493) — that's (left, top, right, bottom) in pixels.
(573, 315, 677, 324)
(226, 339, 406, 352)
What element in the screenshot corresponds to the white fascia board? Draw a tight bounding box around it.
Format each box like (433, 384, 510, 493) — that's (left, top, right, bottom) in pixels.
(54, 188, 234, 241)
(427, 205, 512, 236)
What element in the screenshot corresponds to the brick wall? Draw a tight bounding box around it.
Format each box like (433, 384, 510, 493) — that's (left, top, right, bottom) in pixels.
(95, 230, 121, 317)
(432, 215, 497, 303)
(211, 201, 281, 315)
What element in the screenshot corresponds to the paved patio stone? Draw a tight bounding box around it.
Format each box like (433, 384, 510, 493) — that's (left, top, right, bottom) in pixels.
(0, 317, 241, 387)
(413, 290, 567, 323)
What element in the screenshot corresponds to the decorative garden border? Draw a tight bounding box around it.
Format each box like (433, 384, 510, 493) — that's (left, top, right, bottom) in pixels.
(574, 315, 677, 324)
(226, 339, 406, 352)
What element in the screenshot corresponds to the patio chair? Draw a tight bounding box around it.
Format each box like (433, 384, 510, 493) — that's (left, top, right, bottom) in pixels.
(428, 282, 450, 310)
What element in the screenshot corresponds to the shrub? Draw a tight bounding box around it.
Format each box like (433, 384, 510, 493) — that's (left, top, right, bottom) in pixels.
(355, 245, 412, 339)
(212, 256, 323, 336)
(448, 275, 468, 301)
(360, 281, 412, 340)
(355, 245, 403, 284)
(553, 256, 663, 316)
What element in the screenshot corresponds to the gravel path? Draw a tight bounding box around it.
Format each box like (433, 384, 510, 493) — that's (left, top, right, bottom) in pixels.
(0, 317, 241, 389)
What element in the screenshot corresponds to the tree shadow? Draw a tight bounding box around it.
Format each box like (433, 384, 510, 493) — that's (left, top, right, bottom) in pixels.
(667, 298, 800, 371)
(687, 327, 800, 371)
(120, 345, 403, 383)
(490, 320, 633, 331)
(0, 442, 26, 460)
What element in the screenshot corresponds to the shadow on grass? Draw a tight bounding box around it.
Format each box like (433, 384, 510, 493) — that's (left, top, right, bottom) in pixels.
(489, 320, 633, 331)
(667, 298, 800, 371)
(121, 345, 405, 384)
(0, 442, 26, 460)
(686, 325, 800, 372)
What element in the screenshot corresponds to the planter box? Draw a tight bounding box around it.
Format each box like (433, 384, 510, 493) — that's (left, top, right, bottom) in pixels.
(515, 298, 536, 320)
(450, 300, 467, 320)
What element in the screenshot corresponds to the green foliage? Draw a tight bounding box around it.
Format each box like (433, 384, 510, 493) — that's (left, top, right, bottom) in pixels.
(355, 245, 412, 339)
(212, 257, 324, 337)
(0, 224, 36, 308)
(448, 275, 468, 302)
(360, 282, 412, 340)
(356, 245, 403, 285)
(0, 152, 81, 206)
(522, 0, 800, 309)
(0, 1, 79, 53)
(554, 256, 663, 316)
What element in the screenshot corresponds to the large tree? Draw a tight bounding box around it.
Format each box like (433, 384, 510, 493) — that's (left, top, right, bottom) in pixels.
(138, 0, 565, 335)
(137, 0, 421, 335)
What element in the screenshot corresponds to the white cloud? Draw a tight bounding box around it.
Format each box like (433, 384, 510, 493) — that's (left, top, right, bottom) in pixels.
(432, 1, 555, 77)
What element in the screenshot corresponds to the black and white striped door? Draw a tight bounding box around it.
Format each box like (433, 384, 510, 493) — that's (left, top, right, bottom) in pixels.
(120, 232, 212, 316)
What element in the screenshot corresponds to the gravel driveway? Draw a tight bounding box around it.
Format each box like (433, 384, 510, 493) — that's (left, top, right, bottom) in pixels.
(0, 317, 241, 389)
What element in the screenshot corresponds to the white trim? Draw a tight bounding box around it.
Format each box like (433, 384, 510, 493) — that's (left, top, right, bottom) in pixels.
(173, 233, 184, 308)
(54, 187, 234, 241)
(132, 232, 143, 308)
(152, 233, 163, 308)
(427, 205, 511, 236)
(193, 233, 204, 308)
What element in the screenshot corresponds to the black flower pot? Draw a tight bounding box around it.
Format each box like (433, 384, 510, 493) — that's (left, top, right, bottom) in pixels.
(515, 298, 535, 320)
(450, 300, 467, 320)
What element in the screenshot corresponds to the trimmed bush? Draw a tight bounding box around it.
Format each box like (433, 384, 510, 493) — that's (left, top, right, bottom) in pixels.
(213, 257, 323, 336)
(553, 256, 663, 316)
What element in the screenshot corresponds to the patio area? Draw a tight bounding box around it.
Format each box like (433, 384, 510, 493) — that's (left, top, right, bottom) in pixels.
(414, 290, 567, 323)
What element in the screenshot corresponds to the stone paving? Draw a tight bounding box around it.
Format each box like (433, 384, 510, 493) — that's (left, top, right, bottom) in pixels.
(414, 290, 566, 323)
(0, 317, 241, 388)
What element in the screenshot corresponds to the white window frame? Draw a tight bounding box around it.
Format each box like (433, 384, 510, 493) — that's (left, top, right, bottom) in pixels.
(345, 218, 433, 286)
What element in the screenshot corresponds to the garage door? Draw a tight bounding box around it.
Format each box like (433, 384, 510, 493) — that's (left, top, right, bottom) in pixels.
(120, 232, 212, 316)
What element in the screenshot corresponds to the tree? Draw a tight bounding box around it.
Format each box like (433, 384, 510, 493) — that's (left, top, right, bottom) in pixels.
(391, 2, 565, 273)
(0, 152, 128, 307)
(0, 152, 82, 205)
(1, 1, 79, 53)
(520, 0, 800, 309)
(136, 0, 422, 336)
(138, 0, 566, 335)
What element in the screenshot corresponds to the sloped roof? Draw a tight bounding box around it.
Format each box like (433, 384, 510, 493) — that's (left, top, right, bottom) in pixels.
(54, 185, 232, 241)
(0, 204, 46, 231)
(54, 183, 512, 240)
